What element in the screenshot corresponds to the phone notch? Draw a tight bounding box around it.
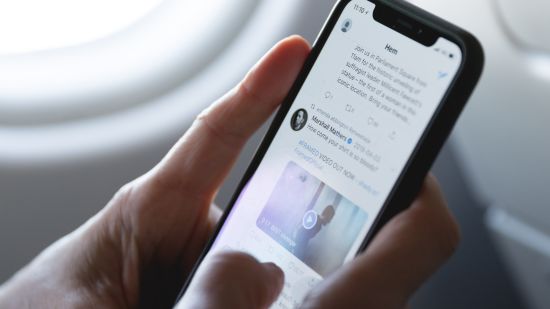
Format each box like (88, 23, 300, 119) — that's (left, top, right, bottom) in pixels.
(373, 2, 437, 46)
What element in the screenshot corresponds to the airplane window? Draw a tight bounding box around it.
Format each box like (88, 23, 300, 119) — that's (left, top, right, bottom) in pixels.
(0, 0, 164, 54)
(0, 0, 302, 162)
(0, 0, 256, 124)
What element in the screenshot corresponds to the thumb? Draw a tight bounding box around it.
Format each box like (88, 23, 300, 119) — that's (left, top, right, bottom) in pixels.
(176, 251, 284, 309)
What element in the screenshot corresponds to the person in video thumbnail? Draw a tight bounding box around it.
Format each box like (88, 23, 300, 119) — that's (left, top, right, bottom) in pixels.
(294, 205, 336, 258)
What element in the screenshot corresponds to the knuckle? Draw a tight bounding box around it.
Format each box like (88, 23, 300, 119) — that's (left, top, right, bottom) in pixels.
(417, 205, 461, 258)
(440, 215, 461, 257)
(111, 182, 135, 206)
(237, 79, 265, 107)
(412, 176, 461, 257)
(194, 101, 246, 149)
(400, 196, 461, 259)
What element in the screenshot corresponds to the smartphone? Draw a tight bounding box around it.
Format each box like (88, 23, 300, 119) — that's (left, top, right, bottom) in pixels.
(178, 0, 483, 306)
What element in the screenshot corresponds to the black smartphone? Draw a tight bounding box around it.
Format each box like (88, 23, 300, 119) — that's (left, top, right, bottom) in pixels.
(178, 0, 483, 306)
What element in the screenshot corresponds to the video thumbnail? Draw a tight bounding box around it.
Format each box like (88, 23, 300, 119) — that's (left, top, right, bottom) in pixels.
(256, 161, 368, 276)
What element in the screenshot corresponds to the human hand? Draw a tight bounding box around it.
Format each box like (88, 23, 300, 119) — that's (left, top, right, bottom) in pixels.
(177, 174, 458, 309)
(0, 35, 459, 309)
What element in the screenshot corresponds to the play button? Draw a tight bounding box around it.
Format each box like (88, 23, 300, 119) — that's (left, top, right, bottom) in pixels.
(302, 210, 318, 230)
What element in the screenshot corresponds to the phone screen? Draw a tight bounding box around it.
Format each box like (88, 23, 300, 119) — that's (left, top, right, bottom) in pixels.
(203, 0, 461, 306)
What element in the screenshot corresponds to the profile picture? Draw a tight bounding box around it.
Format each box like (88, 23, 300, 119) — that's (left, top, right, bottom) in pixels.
(256, 161, 368, 276)
(290, 109, 308, 131)
(341, 18, 352, 33)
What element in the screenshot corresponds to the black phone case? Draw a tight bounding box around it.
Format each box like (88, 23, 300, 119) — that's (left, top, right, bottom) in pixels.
(175, 0, 484, 303)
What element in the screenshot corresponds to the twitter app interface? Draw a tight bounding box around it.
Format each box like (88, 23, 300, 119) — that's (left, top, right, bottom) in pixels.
(204, 1, 461, 307)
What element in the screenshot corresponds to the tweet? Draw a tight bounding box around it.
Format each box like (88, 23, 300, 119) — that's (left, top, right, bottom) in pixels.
(206, 0, 461, 307)
(256, 161, 368, 277)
